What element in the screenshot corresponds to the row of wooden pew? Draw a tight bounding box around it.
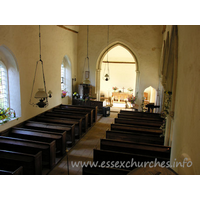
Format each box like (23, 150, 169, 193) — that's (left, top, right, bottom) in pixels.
(82, 110, 175, 175)
(0, 104, 98, 175)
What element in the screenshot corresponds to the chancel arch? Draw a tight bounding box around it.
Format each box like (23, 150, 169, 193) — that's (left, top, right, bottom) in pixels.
(96, 42, 139, 106)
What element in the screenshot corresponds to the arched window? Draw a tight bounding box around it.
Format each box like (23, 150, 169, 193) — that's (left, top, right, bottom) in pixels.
(0, 61, 9, 108)
(0, 45, 21, 121)
(61, 55, 72, 103)
(61, 62, 66, 91)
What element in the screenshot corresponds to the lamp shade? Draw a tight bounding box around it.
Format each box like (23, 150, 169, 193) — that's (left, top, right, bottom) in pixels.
(83, 78, 91, 84)
(35, 88, 47, 99)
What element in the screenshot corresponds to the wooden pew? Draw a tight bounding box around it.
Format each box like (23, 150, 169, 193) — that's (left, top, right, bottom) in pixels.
(120, 110, 162, 119)
(114, 118, 162, 128)
(9, 127, 65, 155)
(0, 135, 56, 169)
(106, 130, 164, 145)
(51, 108, 90, 128)
(59, 104, 98, 123)
(45, 111, 88, 134)
(118, 113, 163, 122)
(53, 107, 93, 127)
(0, 165, 23, 175)
(111, 124, 162, 136)
(24, 121, 74, 147)
(100, 139, 170, 159)
(93, 149, 169, 170)
(34, 115, 82, 139)
(82, 166, 130, 175)
(0, 149, 42, 175)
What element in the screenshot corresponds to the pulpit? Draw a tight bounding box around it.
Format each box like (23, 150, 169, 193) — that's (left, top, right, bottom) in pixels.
(78, 84, 92, 98)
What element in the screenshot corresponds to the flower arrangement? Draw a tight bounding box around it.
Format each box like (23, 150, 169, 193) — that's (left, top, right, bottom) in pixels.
(159, 91, 172, 137)
(73, 92, 79, 99)
(0, 107, 15, 124)
(83, 94, 91, 101)
(127, 92, 138, 105)
(112, 86, 118, 91)
(160, 120, 166, 137)
(127, 94, 137, 104)
(162, 91, 172, 118)
(127, 87, 133, 92)
(61, 90, 67, 98)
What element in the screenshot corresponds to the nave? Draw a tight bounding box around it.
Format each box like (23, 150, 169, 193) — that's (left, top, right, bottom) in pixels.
(0, 104, 177, 175)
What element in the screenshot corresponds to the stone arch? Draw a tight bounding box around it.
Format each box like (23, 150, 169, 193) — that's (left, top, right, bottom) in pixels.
(95, 41, 140, 101)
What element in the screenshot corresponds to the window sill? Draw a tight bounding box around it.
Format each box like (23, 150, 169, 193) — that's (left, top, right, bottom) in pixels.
(0, 117, 19, 125)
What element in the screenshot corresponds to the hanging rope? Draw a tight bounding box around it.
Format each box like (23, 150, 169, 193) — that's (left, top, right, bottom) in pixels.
(87, 25, 90, 72)
(39, 25, 42, 61)
(107, 25, 110, 76)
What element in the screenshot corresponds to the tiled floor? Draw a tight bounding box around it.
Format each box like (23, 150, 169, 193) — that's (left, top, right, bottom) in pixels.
(48, 112, 118, 175)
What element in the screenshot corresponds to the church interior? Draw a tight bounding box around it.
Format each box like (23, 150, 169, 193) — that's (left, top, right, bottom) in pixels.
(0, 23, 200, 180)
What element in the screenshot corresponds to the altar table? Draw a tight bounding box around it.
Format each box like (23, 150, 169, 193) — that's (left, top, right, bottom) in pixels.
(112, 92, 131, 102)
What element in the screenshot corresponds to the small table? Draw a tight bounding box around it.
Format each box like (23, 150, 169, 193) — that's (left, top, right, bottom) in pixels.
(145, 104, 160, 113)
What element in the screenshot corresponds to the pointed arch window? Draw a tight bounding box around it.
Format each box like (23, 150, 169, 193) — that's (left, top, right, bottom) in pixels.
(0, 61, 9, 108)
(61, 62, 66, 91)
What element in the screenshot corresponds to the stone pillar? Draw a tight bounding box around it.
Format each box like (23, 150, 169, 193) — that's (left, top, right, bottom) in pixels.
(135, 70, 142, 110)
(95, 69, 101, 101)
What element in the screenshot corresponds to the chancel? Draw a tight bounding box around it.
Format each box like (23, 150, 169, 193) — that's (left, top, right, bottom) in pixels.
(0, 25, 200, 175)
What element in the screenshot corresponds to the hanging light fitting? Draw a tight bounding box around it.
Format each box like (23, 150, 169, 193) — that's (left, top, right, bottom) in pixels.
(29, 25, 52, 108)
(83, 25, 91, 85)
(103, 25, 110, 81)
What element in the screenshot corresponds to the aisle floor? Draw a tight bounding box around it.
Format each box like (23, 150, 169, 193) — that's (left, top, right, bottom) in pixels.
(48, 112, 118, 175)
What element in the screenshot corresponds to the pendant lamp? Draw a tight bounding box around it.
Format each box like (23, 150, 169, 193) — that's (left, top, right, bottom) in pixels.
(103, 25, 110, 81)
(83, 25, 91, 84)
(29, 25, 52, 108)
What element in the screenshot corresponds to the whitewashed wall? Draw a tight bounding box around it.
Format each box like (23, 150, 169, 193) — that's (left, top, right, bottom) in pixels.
(0, 25, 77, 132)
(170, 25, 200, 174)
(77, 25, 163, 106)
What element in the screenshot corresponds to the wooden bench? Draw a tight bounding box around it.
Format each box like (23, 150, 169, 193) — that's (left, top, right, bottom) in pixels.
(45, 111, 88, 134)
(100, 139, 170, 159)
(106, 130, 164, 145)
(82, 166, 130, 175)
(118, 113, 163, 122)
(93, 148, 169, 170)
(115, 118, 163, 128)
(35, 115, 82, 139)
(9, 127, 65, 155)
(0, 149, 42, 175)
(111, 123, 162, 136)
(0, 135, 56, 169)
(120, 110, 162, 119)
(24, 120, 74, 147)
(53, 107, 94, 127)
(0, 165, 23, 175)
(59, 104, 98, 123)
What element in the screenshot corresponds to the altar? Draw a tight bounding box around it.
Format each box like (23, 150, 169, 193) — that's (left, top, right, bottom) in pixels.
(112, 92, 131, 102)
